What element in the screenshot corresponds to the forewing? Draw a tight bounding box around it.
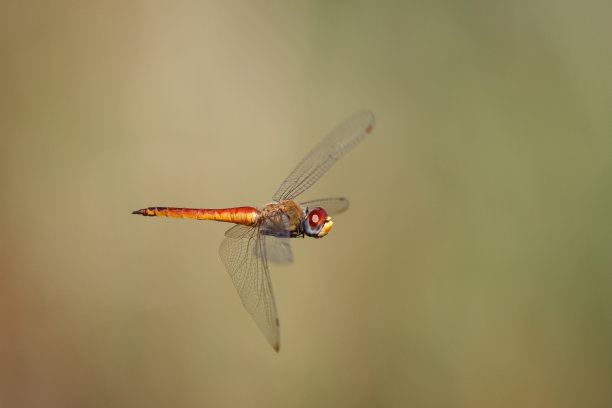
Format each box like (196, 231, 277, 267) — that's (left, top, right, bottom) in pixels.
(300, 197, 350, 216)
(272, 111, 374, 201)
(258, 212, 293, 265)
(261, 236, 292, 265)
(220, 224, 280, 351)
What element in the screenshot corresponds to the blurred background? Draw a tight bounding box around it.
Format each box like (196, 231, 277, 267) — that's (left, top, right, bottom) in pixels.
(1, 1, 611, 407)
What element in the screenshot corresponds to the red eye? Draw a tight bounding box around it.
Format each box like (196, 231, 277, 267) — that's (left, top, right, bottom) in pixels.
(308, 207, 328, 229)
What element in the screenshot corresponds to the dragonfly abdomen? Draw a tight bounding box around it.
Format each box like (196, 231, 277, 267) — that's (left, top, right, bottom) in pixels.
(132, 206, 259, 225)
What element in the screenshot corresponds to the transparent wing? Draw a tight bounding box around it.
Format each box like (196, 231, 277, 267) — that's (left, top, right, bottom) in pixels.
(220, 224, 280, 351)
(262, 235, 293, 265)
(272, 111, 374, 201)
(259, 213, 293, 264)
(300, 197, 350, 216)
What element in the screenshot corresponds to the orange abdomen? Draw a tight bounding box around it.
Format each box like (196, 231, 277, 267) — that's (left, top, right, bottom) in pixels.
(132, 206, 259, 226)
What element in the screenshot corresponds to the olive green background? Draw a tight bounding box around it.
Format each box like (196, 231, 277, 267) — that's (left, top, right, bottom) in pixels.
(1, 1, 611, 407)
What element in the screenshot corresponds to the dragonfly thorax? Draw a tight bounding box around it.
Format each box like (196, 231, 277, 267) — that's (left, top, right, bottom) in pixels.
(260, 200, 333, 238)
(260, 200, 306, 237)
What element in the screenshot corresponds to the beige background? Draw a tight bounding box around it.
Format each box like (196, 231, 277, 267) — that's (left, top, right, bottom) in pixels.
(1, 1, 611, 407)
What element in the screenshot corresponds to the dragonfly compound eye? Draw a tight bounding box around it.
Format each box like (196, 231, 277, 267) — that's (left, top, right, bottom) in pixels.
(308, 207, 327, 229)
(305, 207, 332, 237)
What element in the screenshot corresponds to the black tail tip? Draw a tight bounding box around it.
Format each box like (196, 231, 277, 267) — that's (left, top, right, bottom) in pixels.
(132, 209, 144, 215)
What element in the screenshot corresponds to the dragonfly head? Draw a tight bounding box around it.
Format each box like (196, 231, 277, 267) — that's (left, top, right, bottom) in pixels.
(304, 207, 333, 238)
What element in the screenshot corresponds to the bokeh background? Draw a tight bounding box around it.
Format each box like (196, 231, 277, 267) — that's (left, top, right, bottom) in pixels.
(1, 1, 611, 407)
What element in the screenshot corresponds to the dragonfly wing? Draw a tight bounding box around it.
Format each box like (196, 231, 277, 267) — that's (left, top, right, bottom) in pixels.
(300, 197, 350, 216)
(220, 224, 280, 351)
(224, 224, 253, 238)
(260, 235, 292, 265)
(258, 212, 293, 265)
(272, 111, 374, 201)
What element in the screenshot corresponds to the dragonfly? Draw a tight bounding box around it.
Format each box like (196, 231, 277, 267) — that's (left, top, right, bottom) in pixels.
(133, 111, 374, 351)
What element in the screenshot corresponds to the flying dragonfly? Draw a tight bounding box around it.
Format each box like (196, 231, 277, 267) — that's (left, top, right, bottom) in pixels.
(133, 111, 374, 351)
